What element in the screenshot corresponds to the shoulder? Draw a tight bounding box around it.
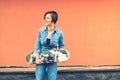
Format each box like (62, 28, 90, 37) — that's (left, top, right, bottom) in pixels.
(55, 27, 63, 34)
(38, 26, 47, 33)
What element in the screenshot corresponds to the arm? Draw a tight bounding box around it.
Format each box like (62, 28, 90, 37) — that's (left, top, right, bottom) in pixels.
(59, 31, 64, 49)
(34, 31, 41, 53)
(34, 31, 42, 64)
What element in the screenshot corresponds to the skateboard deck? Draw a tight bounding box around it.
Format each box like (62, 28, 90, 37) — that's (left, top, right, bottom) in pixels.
(26, 49, 70, 64)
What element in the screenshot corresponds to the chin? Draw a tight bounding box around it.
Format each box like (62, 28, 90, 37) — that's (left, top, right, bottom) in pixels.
(45, 24, 50, 26)
(45, 23, 49, 26)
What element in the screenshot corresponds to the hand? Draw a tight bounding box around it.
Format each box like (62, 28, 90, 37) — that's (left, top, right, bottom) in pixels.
(35, 53, 41, 64)
(54, 60, 58, 63)
(36, 58, 41, 64)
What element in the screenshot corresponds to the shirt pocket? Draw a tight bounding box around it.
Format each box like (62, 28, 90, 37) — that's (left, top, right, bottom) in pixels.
(51, 36, 59, 45)
(40, 37, 46, 45)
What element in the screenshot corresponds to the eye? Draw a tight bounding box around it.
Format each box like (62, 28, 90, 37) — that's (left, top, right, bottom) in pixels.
(47, 17, 50, 19)
(45, 17, 50, 20)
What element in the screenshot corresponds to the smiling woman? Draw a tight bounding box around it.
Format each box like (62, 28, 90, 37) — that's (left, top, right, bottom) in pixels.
(34, 11, 64, 80)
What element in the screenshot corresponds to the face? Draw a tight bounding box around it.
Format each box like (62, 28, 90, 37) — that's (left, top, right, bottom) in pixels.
(44, 14, 54, 26)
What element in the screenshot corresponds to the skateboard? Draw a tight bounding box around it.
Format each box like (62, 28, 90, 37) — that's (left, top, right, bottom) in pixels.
(26, 49, 70, 64)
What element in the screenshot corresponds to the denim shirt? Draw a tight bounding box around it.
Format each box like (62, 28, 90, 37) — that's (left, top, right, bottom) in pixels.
(34, 26, 64, 53)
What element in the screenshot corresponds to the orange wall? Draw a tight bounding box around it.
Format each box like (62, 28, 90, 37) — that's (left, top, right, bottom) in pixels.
(0, 0, 120, 66)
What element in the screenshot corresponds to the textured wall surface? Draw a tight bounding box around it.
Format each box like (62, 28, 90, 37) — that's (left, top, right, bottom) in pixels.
(1, 0, 120, 66)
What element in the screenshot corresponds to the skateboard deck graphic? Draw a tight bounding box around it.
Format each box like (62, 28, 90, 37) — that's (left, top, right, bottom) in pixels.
(26, 49, 70, 64)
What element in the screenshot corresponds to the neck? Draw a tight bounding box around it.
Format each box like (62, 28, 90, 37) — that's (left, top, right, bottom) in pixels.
(48, 24, 55, 31)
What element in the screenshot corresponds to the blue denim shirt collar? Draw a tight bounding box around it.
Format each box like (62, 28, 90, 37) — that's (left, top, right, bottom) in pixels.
(44, 26, 57, 33)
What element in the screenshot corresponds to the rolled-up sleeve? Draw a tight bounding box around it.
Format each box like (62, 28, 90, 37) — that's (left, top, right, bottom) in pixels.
(34, 31, 41, 53)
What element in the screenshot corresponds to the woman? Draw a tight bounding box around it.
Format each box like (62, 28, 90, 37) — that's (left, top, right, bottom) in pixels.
(34, 11, 64, 80)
